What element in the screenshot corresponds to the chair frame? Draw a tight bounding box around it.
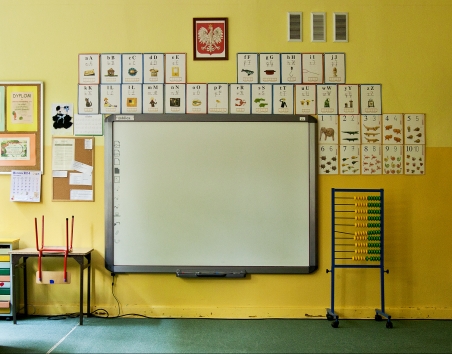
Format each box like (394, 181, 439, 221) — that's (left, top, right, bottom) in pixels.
(35, 215, 74, 282)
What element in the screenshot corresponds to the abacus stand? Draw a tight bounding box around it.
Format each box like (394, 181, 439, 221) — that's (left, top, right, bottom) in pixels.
(326, 188, 392, 329)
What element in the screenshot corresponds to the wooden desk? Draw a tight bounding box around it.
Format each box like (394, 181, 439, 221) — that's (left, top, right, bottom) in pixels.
(9, 247, 93, 325)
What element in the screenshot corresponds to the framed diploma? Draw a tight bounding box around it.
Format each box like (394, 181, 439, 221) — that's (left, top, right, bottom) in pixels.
(0, 82, 43, 174)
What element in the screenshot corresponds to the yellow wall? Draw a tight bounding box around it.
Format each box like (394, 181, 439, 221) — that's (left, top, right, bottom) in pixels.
(0, 0, 451, 319)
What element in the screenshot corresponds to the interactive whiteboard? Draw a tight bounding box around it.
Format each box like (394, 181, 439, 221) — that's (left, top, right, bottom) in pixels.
(105, 114, 317, 275)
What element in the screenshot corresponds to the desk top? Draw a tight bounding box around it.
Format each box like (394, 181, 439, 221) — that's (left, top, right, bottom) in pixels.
(9, 247, 94, 256)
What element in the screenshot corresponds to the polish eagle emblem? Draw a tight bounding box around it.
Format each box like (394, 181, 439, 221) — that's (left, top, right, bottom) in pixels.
(197, 24, 224, 54)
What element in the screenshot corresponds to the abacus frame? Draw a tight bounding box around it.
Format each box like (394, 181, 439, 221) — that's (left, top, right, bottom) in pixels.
(326, 188, 392, 328)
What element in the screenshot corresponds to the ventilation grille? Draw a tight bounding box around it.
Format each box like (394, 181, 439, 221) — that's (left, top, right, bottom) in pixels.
(288, 12, 302, 41)
(311, 12, 326, 42)
(334, 12, 348, 42)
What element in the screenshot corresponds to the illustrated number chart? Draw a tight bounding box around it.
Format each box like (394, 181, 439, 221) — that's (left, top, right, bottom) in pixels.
(318, 113, 426, 175)
(383, 114, 403, 144)
(362, 145, 382, 175)
(361, 115, 382, 144)
(405, 145, 425, 175)
(318, 115, 338, 175)
(383, 145, 403, 175)
(404, 114, 425, 145)
(319, 145, 339, 175)
(340, 145, 360, 175)
(326, 188, 392, 329)
(339, 115, 360, 144)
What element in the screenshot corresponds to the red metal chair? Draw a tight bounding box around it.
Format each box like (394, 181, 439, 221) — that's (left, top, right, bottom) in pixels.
(35, 215, 74, 282)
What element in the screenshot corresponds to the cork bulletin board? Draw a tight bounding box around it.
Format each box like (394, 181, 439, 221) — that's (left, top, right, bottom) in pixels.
(52, 137, 94, 201)
(0, 81, 44, 174)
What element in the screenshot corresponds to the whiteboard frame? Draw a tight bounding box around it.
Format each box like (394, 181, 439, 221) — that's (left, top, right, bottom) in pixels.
(104, 114, 318, 274)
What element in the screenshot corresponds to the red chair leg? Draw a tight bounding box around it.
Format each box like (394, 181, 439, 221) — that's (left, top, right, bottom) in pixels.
(70, 216, 74, 251)
(64, 218, 68, 282)
(34, 218, 39, 251)
(38, 250, 42, 281)
(41, 215, 45, 248)
(65, 218, 69, 251)
(63, 252, 68, 282)
(35, 217, 42, 281)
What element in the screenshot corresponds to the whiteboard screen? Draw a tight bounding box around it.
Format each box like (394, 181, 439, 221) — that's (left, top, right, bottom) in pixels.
(105, 114, 317, 274)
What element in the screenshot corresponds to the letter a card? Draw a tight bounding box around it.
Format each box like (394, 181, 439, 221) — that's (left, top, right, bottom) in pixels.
(79, 54, 100, 84)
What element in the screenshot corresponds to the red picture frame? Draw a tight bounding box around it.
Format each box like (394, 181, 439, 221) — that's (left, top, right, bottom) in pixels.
(193, 18, 228, 60)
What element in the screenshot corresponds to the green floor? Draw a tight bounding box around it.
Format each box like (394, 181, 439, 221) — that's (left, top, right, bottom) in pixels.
(1, 316, 451, 353)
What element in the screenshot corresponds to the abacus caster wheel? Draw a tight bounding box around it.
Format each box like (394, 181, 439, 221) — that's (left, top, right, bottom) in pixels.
(375, 314, 383, 321)
(326, 314, 334, 321)
(386, 320, 393, 329)
(331, 320, 339, 328)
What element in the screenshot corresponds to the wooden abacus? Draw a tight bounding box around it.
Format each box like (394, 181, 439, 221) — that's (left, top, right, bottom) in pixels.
(326, 188, 392, 328)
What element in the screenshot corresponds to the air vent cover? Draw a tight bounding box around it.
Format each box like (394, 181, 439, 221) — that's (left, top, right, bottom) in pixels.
(288, 12, 302, 41)
(311, 12, 326, 42)
(334, 12, 348, 42)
